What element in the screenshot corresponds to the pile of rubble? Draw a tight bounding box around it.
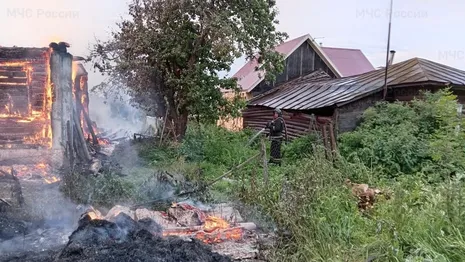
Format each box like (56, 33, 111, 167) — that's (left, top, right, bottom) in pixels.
(0, 201, 275, 262)
(3, 212, 231, 262)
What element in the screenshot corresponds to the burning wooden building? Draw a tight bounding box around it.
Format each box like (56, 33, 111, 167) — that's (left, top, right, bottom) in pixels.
(0, 44, 97, 168)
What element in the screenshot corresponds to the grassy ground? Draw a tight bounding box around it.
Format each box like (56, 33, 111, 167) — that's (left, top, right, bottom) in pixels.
(61, 89, 465, 262)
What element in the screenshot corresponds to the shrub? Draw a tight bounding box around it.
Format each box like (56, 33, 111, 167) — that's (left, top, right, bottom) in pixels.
(282, 133, 318, 163)
(61, 171, 135, 208)
(339, 88, 465, 180)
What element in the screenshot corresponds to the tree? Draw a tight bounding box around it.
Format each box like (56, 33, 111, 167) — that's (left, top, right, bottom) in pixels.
(90, 0, 287, 140)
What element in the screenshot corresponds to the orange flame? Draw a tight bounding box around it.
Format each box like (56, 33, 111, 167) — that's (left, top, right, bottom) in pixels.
(203, 216, 230, 232)
(0, 53, 53, 148)
(44, 176, 60, 184)
(162, 215, 243, 244)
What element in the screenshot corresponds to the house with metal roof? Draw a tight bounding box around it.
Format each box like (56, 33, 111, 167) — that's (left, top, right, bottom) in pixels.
(243, 57, 465, 149)
(219, 34, 374, 130)
(227, 34, 374, 99)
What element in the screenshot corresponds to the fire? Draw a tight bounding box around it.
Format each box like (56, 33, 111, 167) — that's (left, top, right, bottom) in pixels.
(44, 49, 53, 147)
(194, 227, 243, 244)
(0, 52, 53, 148)
(36, 163, 47, 169)
(44, 176, 60, 184)
(83, 204, 245, 245)
(162, 214, 243, 244)
(0, 163, 60, 184)
(203, 216, 230, 232)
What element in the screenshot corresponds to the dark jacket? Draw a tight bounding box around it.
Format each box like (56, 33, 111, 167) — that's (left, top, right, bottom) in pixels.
(267, 117, 285, 138)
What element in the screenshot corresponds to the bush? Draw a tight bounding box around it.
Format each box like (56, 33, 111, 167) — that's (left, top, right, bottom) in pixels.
(61, 171, 135, 208)
(282, 133, 317, 163)
(180, 124, 256, 167)
(339, 88, 465, 180)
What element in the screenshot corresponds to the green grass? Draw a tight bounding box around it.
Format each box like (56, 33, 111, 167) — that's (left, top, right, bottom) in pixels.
(61, 89, 465, 261)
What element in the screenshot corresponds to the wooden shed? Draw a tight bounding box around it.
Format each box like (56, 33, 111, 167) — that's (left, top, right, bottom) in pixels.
(218, 34, 374, 131)
(244, 58, 465, 149)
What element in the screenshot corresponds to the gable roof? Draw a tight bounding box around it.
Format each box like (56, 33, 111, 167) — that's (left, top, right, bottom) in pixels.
(320, 47, 375, 77)
(248, 58, 465, 110)
(249, 69, 332, 103)
(232, 34, 342, 93)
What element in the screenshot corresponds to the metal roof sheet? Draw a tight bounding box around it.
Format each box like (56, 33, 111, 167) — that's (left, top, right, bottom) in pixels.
(248, 58, 465, 110)
(320, 47, 375, 76)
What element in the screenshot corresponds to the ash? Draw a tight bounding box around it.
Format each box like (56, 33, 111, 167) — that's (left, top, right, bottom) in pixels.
(1, 212, 231, 262)
(0, 222, 72, 258)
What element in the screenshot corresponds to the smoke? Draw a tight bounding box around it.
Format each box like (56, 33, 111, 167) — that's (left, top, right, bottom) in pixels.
(179, 199, 212, 211)
(0, 182, 81, 255)
(88, 91, 145, 134)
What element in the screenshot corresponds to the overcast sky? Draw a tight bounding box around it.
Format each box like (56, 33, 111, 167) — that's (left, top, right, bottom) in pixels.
(1, 0, 464, 88)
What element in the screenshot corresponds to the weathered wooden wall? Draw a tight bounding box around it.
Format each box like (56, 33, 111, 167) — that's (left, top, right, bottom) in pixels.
(250, 42, 336, 97)
(0, 48, 49, 114)
(0, 48, 49, 145)
(243, 106, 336, 151)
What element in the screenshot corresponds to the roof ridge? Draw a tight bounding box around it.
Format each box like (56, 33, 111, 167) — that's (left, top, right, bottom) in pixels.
(415, 58, 434, 81)
(321, 46, 361, 51)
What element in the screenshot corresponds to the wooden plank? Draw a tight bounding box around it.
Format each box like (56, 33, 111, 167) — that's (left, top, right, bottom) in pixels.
(31, 76, 47, 83)
(0, 91, 29, 97)
(0, 66, 23, 71)
(31, 64, 46, 71)
(31, 80, 45, 86)
(0, 71, 26, 78)
(0, 47, 48, 59)
(0, 77, 27, 83)
(32, 71, 47, 77)
(0, 84, 27, 88)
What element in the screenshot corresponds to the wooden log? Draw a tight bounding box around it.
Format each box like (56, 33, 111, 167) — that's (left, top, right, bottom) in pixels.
(66, 120, 74, 169)
(50, 52, 63, 168)
(72, 123, 85, 162)
(74, 74, 97, 145)
(62, 54, 73, 164)
(0, 84, 27, 89)
(0, 71, 26, 78)
(0, 66, 23, 71)
(31, 71, 47, 77)
(82, 109, 98, 145)
(0, 47, 48, 59)
(73, 106, 91, 162)
(0, 77, 27, 83)
(73, 76, 83, 128)
(31, 80, 46, 86)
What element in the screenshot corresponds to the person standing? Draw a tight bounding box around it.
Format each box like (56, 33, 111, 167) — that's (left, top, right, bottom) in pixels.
(265, 108, 287, 165)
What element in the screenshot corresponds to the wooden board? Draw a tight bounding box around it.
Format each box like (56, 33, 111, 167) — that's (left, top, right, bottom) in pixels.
(0, 66, 23, 71)
(0, 84, 27, 89)
(0, 77, 27, 84)
(0, 71, 26, 78)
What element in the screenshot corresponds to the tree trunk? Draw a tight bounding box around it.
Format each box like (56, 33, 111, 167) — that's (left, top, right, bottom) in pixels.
(175, 111, 188, 141)
(165, 102, 188, 142)
(170, 111, 188, 142)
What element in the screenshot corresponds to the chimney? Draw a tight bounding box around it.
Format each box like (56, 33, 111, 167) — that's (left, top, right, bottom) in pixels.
(388, 50, 396, 65)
